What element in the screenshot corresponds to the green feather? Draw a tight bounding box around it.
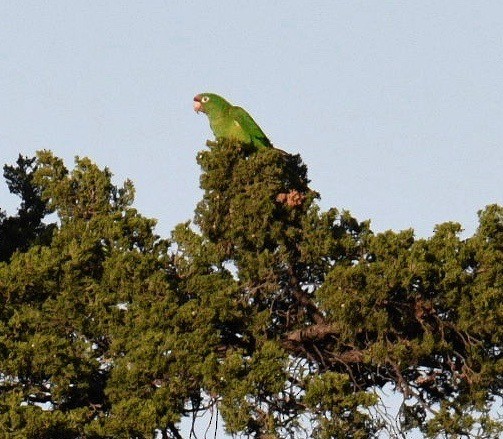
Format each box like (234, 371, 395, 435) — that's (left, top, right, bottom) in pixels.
(194, 93, 272, 150)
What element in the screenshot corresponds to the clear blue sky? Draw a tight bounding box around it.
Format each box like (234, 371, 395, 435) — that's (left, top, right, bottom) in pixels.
(1, 2, 502, 239)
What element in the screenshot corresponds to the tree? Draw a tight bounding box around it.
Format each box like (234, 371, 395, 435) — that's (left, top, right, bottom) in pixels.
(175, 141, 502, 438)
(0, 144, 501, 438)
(0, 155, 54, 262)
(0, 151, 180, 437)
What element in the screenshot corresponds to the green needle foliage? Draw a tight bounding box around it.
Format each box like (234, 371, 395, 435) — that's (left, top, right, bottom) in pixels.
(0, 155, 55, 262)
(0, 143, 501, 438)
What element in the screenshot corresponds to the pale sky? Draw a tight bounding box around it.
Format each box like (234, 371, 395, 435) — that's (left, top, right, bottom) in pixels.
(1, 2, 502, 239)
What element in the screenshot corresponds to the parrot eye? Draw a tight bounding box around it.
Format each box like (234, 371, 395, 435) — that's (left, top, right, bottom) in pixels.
(201, 96, 210, 103)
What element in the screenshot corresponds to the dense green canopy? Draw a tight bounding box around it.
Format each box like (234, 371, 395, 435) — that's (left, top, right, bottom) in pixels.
(0, 144, 501, 438)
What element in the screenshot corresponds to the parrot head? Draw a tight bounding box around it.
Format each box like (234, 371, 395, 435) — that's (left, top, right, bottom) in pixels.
(193, 93, 231, 117)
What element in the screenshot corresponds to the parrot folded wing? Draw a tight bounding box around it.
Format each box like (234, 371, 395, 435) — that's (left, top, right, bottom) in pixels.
(228, 105, 272, 149)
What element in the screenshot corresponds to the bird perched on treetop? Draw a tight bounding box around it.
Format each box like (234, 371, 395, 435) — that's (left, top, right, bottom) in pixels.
(193, 93, 272, 150)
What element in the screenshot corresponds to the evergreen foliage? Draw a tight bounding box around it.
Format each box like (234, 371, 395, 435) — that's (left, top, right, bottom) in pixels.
(0, 143, 501, 438)
(0, 155, 54, 262)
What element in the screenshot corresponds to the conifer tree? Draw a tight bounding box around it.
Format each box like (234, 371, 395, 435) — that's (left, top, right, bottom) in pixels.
(0, 155, 54, 262)
(0, 144, 501, 438)
(0, 152, 182, 437)
(173, 140, 502, 438)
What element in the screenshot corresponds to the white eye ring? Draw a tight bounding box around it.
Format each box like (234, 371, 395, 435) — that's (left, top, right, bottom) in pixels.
(201, 96, 209, 103)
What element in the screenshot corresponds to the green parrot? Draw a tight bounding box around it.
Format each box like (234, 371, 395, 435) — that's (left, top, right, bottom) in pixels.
(193, 93, 272, 149)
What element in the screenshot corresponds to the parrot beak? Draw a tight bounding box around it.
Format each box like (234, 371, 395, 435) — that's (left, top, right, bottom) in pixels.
(193, 95, 203, 113)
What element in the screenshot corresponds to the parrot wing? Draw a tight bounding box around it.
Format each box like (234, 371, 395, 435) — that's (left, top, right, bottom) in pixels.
(228, 105, 272, 149)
